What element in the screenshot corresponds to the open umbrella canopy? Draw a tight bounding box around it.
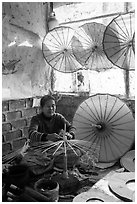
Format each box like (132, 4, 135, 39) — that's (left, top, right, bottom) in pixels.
(72, 93, 135, 163)
(42, 26, 82, 73)
(71, 22, 113, 71)
(103, 12, 135, 70)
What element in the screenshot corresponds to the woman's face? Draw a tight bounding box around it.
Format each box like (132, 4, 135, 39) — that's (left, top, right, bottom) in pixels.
(42, 99, 56, 117)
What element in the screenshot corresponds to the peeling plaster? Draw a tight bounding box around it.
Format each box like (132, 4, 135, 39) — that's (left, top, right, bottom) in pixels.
(2, 2, 50, 100)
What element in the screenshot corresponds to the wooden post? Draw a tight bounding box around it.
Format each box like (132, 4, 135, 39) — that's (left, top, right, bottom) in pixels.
(124, 2, 130, 99)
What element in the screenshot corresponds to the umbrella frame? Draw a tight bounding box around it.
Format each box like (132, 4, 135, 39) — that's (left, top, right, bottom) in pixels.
(102, 11, 135, 70)
(42, 26, 82, 73)
(72, 22, 113, 71)
(72, 93, 135, 162)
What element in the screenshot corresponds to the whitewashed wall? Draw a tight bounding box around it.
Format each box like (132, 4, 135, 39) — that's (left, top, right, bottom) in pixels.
(2, 2, 52, 100)
(2, 2, 135, 100)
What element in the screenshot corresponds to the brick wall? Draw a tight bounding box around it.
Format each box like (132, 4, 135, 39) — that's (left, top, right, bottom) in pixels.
(2, 95, 135, 156)
(2, 98, 40, 155)
(56, 95, 89, 122)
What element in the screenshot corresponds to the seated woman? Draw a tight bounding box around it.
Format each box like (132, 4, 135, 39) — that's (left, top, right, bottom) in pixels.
(28, 95, 75, 143)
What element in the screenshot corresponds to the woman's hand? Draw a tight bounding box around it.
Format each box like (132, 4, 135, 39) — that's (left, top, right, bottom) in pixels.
(46, 133, 61, 142)
(59, 129, 65, 137)
(66, 132, 73, 139)
(59, 130, 73, 140)
(20, 139, 30, 156)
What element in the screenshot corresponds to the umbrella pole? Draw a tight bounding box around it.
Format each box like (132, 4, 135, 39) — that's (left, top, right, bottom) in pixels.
(62, 123, 69, 178)
(63, 139, 69, 178)
(63, 152, 69, 178)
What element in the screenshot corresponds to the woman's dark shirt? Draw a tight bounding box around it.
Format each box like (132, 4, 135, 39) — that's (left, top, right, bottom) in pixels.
(28, 112, 75, 142)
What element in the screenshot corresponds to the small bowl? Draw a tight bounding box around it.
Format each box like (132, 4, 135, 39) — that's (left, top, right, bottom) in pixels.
(34, 178, 59, 201)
